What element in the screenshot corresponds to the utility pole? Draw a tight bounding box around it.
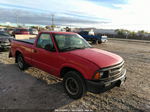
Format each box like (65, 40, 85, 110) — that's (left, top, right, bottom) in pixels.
(51, 14, 54, 30)
(16, 13, 19, 27)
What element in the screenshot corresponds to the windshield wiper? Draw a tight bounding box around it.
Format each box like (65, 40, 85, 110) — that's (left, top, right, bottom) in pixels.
(60, 47, 87, 52)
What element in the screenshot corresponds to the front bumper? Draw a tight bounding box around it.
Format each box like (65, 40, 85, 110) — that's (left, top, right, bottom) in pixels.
(0, 43, 11, 50)
(101, 39, 108, 43)
(86, 69, 127, 93)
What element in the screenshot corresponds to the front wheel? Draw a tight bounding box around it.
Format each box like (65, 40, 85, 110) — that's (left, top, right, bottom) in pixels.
(63, 71, 87, 99)
(17, 54, 27, 70)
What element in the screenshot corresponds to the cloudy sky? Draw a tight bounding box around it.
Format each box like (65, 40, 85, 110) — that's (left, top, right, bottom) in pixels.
(0, 0, 150, 31)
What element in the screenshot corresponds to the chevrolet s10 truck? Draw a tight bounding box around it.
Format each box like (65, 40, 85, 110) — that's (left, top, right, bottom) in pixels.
(9, 31, 126, 99)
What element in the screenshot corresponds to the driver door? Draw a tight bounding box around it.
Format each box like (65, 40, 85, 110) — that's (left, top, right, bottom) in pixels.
(32, 33, 59, 75)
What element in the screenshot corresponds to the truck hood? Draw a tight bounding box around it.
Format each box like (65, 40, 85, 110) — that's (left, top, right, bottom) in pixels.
(69, 48, 123, 68)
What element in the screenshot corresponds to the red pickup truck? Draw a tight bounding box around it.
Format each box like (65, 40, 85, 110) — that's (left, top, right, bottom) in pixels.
(9, 31, 126, 99)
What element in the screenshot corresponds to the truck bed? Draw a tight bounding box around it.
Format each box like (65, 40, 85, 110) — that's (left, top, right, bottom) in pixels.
(14, 38, 35, 45)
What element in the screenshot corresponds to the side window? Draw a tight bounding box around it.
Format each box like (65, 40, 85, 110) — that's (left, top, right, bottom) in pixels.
(37, 33, 55, 51)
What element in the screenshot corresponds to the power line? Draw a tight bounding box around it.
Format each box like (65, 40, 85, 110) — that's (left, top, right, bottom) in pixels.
(51, 14, 54, 30)
(15, 13, 19, 26)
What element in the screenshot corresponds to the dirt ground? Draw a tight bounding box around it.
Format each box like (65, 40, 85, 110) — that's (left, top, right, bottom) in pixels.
(0, 39, 150, 112)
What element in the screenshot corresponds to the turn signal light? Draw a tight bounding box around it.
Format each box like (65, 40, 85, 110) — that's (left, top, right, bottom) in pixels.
(93, 72, 101, 80)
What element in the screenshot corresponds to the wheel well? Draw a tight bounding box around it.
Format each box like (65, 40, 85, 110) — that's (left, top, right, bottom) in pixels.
(15, 51, 22, 63)
(61, 67, 87, 89)
(60, 67, 84, 79)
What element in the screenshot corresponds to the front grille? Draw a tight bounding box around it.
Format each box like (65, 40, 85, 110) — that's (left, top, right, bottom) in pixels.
(101, 61, 124, 79)
(109, 64, 124, 76)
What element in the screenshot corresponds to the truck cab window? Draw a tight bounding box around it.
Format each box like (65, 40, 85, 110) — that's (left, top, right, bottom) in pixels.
(37, 33, 55, 51)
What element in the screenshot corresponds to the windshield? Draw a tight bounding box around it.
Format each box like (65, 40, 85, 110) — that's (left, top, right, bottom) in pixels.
(53, 34, 91, 52)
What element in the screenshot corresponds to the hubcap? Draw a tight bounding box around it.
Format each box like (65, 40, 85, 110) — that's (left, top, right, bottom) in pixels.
(65, 77, 79, 95)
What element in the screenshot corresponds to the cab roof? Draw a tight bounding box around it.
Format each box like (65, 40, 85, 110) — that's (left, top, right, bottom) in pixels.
(39, 31, 77, 35)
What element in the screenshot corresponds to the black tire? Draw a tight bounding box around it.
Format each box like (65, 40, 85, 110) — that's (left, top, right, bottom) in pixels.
(92, 40, 98, 44)
(98, 41, 102, 44)
(92, 40, 95, 44)
(0, 47, 2, 52)
(63, 71, 87, 99)
(95, 40, 99, 44)
(16, 54, 27, 70)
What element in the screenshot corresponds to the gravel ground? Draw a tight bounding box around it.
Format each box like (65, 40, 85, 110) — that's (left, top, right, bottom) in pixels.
(0, 39, 150, 112)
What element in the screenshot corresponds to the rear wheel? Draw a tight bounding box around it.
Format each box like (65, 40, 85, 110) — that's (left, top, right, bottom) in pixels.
(63, 71, 87, 99)
(16, 54, 27, 70)
(92, 40, 98, 44)
(98, 40, 102, 44)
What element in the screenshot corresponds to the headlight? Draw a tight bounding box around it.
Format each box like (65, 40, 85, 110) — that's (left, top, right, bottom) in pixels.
(92, 72, 104, 80)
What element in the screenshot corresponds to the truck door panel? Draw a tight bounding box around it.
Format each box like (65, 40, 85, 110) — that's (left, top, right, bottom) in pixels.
(31, 33, 60, 76)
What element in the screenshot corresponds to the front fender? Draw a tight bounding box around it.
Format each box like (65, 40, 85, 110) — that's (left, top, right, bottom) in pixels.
(59, 62, 98, 80)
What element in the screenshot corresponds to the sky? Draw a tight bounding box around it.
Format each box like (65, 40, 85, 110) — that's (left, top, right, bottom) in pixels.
(0, 0, 150, 31)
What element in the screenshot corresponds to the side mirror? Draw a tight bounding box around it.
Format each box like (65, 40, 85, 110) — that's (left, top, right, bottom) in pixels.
(44, 44, 56, 52)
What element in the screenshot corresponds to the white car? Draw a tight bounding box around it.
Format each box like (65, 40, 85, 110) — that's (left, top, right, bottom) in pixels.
(29, 29, 38, 35)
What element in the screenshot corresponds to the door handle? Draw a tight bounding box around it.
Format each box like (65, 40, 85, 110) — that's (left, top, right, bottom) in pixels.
(32, 49, 37, 53)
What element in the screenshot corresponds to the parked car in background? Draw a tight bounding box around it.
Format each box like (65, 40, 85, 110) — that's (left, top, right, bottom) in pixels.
(0, 28, 6, 31)
(101, 35, 108, 43)
(78, 31, 108, 44)
(12, 28, 30, 37)
(0, 31, 13, 51)
(6, 28, 14, 36)
(29, 28, 38, 35)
